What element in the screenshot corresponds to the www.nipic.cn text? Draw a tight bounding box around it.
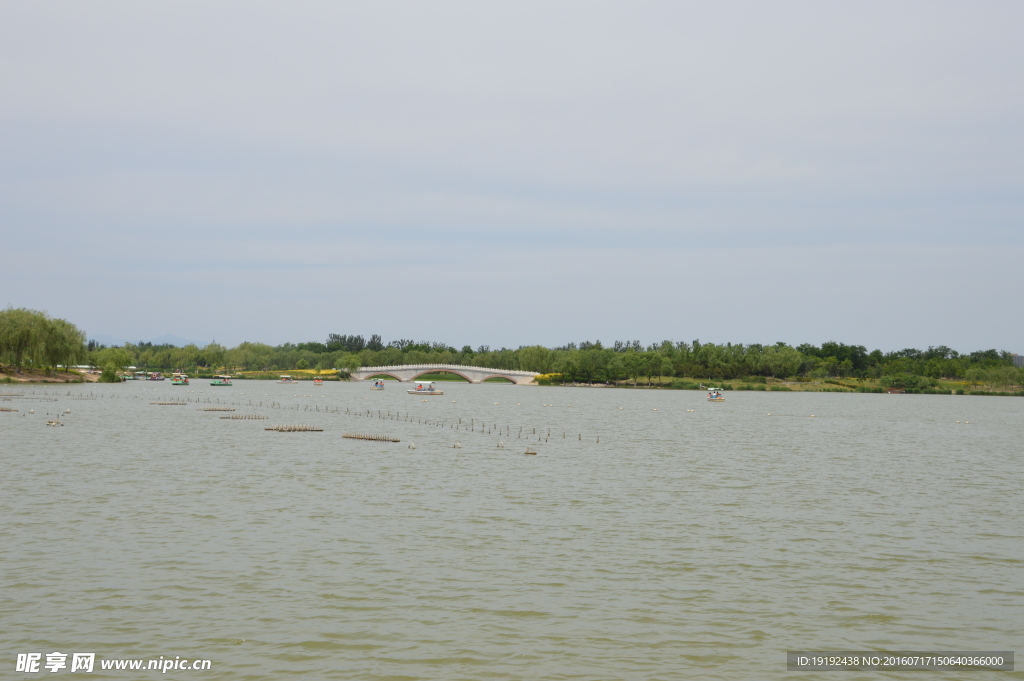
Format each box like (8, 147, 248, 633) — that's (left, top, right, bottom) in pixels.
(16, 653, 212, 673)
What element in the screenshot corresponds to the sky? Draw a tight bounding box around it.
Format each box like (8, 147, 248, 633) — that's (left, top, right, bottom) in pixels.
(2, 2, 1022, 352)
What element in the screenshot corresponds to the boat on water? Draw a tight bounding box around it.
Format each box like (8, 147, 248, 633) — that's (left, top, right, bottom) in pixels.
(313, 377, 323, 386)
(147, 372, 165, 381)
(407, 382, 444, 396)
(171, 373, 189, 385)
(706, 389, 725, 402)
(370, 379, 386, 390)
(210, 375, 233, 386)
(277, 375, 297, 384)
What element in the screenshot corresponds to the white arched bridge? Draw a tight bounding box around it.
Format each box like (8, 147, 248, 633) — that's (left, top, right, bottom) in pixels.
(352, 364, 539, 385)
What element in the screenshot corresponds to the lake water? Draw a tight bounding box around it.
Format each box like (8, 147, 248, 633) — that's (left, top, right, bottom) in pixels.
(3, 382, 1022, 679)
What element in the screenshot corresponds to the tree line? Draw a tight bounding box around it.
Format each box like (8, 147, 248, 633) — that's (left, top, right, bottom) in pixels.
(78, 331, 1024, 389)
(2, 310, 1018, 389)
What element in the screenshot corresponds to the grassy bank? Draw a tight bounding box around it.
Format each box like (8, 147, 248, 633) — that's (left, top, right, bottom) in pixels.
(0, 368, 91, 383)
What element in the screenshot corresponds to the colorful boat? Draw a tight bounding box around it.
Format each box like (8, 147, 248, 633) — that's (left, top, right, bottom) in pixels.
(407, 383, 443, 396)
(370, 379, 386, 390)
(147, 372, 165, 381)
(210, 375, 233, 386)
(277, 375, 297, 384)
(706, 389, 725, 402)
(171, 373, 189, 385)
(313, 377, 323, 386)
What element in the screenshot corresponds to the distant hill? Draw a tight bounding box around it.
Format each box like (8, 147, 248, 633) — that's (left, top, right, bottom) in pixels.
(89, 333, 201, 348)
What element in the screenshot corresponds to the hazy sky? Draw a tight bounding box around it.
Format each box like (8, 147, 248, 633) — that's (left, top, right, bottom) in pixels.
(3, 2, 1022, 352)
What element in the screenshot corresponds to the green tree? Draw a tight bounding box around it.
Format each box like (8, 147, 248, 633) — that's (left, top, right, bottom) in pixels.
(518, 345, 552, 373)
(93, 347, 133, 371)
(660, 356, 673, 383)
(338, 353, 360, 373)
(989, 366, 1018, 389)
(553, 349, 580, 383)
(0, 307, 43, 371)
(622, 350, 643, 386)
(40, 317, 86, 373)
(99, 365, 122, 382)
(201, 343, 227, 371)
(809, 365, 829, 381)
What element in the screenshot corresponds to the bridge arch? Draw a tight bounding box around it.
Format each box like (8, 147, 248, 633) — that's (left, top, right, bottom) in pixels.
(409, 369, 473, 383)
(480, 375, 516, 383)
(363, 372, 404, 381)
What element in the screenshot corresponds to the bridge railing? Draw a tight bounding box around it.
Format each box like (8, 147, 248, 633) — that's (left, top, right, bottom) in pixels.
(356, 363, 538, 376)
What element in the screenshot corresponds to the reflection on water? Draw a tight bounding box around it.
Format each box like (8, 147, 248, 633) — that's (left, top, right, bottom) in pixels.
(3, 383, 1022, 679)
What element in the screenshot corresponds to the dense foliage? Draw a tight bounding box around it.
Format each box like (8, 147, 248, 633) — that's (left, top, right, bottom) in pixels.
(0, 307, 87, 373)
(80, 333, 1024, 389)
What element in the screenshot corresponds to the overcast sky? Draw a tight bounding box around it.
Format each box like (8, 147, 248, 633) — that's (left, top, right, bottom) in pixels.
(2, 2, 1022, 352)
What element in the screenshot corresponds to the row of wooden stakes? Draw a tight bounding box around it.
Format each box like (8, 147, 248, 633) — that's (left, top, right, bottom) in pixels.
(343, 432, 400, 442)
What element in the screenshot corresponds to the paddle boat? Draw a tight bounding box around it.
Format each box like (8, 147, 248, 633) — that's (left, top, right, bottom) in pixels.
(147, 372, 165, 381)
(407, 382, 444, 396)
(277, 375, 297, 384)
(706, 389, 725, 402)
(370, 379, 386, 390)
(171, 373, 189, 385)
(313, 377, 323, 386)
(210, 375, 233, 386)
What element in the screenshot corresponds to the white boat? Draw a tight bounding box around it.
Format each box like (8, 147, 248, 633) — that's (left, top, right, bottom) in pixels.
(277, 375, 297, 384)
(706, 389, 725, 402)
(407, 383, 443, 395)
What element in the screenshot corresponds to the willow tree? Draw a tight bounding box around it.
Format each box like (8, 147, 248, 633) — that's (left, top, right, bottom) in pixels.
(39, 317, 87, 372)
(0, 307, 87, 373)
(0, 307, 42, 370)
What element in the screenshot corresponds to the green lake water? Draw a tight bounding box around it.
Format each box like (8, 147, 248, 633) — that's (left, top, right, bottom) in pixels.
(3, 382, 1021, 679)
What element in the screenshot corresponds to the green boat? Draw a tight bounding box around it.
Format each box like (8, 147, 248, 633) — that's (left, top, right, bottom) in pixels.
(210, 375, 233, 386)
(171, 373, 189, 385)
